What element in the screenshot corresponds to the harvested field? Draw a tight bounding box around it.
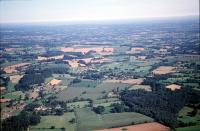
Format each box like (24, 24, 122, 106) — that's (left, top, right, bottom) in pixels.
(37, 54, 64, 61)
(94, 122, 169, 131)
(29, 90, 39, 99)
(10, 75, 23, 83)
(4, 48, 14, 52)
(47, 79, 61, 86)
(60, 47, 114, 54)
(0, 87, 6, 92)
(65, 60, 79, 68)
(103, 78, 144, 85)
(2, 63, 30, 74)
(130, 47, 145, 53)
(129, 85, 152, 91)
(0, 98, 11, 103)
(166, 84, 181, 91)
(152, 66, 176, 75)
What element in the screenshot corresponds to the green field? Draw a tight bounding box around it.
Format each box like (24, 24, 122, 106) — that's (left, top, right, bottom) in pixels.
(2, 91, 25, 100)
(67, 101, 90, 109)
(53, 74, 74, 86)
(134, 65, 152, 73)
(93, 98, 120, 104)
(30, 112, 76, 131)
(178, 106, 200, 124)
(30, 129, 63, 131)
(6, 81, 16, 92)
(93, 101, 121, 107)
(176, 106, 200, 131)
(75, 108, 154, 131)
(93, 98, 121, 112)
(70, 79, 100, 88)
(99, 60, 154, 77)
(96, 82, 130, 91)
(176, 125, 200, 131)
(56, 82, 130, 101)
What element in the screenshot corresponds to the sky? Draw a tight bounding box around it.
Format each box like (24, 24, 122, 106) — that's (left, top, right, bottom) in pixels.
(0, 0, 199, 23)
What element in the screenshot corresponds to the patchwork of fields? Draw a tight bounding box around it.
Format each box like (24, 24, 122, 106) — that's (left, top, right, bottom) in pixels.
(1, 19, 200, 131)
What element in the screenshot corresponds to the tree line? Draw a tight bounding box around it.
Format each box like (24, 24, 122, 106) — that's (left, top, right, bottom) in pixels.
(119, 80, 200, 129)
(16, 66, 69, 91)
(1, 111, 41, 131)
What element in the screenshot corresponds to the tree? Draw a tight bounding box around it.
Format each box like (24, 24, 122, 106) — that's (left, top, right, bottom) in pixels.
(55, 109, 64, 115)
(93, 106, 105, 114)
(50, 126, 55, 129)
(29, 113, 41, 125)
(110, 103, 125, 113)
(69, 118, 76, 124)
(2, 111, 41, 131)
(72, 78, 81, 83)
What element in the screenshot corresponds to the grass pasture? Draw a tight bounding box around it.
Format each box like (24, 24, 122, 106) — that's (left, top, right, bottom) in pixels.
(6, 81, 16, 92)
(30, 112, 76, 131)
(176, 125, 200, 131)
(53, 74, 74, 86)
(2, 91, 25, 100)
(56, 82, 130, 101)
(178, 106, 200, 125)
(96, 82, 130, 91)
(70, 79, 100, 88)
(30, 129, 63, 131)
(134, 66, 152, 76)
(93, 101, 121, 108)
(93, 98, 120, 105)
(75, 108, 154, 131)
(67, 101, 90, 109)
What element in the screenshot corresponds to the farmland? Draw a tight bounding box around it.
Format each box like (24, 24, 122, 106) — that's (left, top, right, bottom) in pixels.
(176, 106, 200, 131)
(75, 108, 154, 131)
(94, 122, 170, 131)
(56, 82, 130, 101)
(1, 16, 200, 131)
(30, 112, 76, 131)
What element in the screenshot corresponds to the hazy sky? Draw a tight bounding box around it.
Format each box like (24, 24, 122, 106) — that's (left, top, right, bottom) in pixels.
(0, 0, 199, 23)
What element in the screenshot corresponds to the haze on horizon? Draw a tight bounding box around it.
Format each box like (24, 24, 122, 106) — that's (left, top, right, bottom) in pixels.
(0, 0, 199, 23)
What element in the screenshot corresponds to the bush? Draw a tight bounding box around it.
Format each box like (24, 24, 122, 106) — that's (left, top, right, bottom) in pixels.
(93, 106, 105, 114)
(72, 78, 81, 83)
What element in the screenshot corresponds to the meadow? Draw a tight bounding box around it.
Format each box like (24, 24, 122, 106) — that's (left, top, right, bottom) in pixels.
(56, 82, 130, 101)
(176, 106, 200, 131)
(75, 108, 154, 131)
(30, 112, 76, 131)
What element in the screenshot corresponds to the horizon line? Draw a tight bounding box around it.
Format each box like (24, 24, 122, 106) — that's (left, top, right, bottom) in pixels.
(0, 15, 199, 25)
